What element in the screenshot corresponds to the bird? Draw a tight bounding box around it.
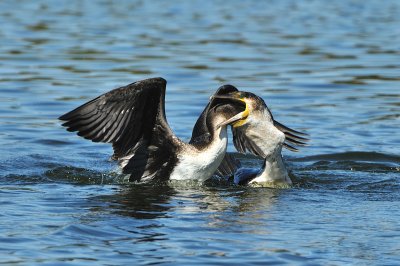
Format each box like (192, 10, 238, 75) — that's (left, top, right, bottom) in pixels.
(206, 86, 309, 187)
(59, 77, 249, 183)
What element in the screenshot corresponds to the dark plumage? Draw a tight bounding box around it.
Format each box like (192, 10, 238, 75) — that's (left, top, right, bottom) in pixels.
(59, 77, 246, 182)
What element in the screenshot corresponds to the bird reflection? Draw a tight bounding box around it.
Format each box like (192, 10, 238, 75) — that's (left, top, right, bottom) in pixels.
(193, 190, 277, 240)
(232, 188, 283, 214)
(88, 178, 285, 232)
(92, 183, 176, 219)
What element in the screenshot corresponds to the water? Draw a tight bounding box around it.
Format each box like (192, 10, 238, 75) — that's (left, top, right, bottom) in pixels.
(1, 0, 399, 265)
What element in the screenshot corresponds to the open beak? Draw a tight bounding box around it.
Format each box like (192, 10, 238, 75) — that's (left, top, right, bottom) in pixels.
(211, 93, 249, 129)
(217, 112, 246, 128)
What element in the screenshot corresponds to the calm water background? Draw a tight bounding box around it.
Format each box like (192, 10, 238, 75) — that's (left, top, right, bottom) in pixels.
(1, 1, 399, 265)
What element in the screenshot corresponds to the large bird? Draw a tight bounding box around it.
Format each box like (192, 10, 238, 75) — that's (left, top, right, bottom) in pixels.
(59, 77, 246, 183)
(195, 86, 309, 187)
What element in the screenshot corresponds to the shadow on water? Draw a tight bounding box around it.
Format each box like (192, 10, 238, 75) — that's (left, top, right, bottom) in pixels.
(1, 158, 285, 221)
(90, 184, 177, 219)
(85, 181, 285, 240)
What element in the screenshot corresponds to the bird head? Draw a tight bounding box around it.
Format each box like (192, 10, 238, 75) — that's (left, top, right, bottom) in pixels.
(211, 90, 271, 128)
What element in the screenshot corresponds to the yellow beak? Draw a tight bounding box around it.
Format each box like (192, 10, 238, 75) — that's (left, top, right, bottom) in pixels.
(212, 94, 249, 128)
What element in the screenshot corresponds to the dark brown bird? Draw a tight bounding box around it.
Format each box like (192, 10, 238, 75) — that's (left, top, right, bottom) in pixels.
(59, 77, 247, 183)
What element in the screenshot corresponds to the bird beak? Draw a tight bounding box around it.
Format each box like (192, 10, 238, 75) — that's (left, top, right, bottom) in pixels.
(217, 112, 246, 128)
(212, 93, 249, 129)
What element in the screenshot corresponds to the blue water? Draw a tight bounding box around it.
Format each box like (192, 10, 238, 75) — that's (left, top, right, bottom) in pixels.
(1, 1, 399, 265)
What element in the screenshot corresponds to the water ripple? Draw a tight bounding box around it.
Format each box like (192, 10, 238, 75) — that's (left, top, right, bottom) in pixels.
(1, 0, 400, 265)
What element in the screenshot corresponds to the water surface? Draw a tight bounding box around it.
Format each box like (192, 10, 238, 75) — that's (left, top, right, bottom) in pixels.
(1, 1, 399, 265)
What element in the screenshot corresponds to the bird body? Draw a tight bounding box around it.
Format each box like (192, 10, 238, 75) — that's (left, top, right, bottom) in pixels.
(59, 77, 307, 186)
(211, 88, 309, 187)
(169, 126, 228, 181)
(59, 77, 245, 183)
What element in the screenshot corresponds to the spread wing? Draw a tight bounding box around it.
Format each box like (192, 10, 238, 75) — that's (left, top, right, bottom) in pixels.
(273, 120, 309, 152)
(232, 120, 309, 155)
(59, 77, 179, 181)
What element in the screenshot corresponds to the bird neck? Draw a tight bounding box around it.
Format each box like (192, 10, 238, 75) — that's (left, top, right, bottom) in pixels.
(170, 125, 228, 182)
(249, 149, 292, 188)
(189, 113, 229, 150)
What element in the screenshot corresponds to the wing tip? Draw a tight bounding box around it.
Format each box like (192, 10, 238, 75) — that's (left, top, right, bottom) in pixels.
(285, 137, 310, 147)
(59, 112, 71, 121)
(273, 119, 310, 152)
(144, 77, 167, 87)
(283, 143, 299, 152)
(274, 120, 309, 136)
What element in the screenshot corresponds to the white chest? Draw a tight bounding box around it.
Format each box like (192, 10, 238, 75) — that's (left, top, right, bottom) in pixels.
(169, 129, 228, 182)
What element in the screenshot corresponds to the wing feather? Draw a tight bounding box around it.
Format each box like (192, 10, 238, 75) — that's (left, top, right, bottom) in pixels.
(59, 77, 179, 180)
(274, 120, 308, 136)
(283, 143, 299, 152)
(85, 105, 121, 141)
(232, 127, 267, 158)
(104, 106, 131, 143)
(100, 104, 127, 142)
(273, 120, 309, 151)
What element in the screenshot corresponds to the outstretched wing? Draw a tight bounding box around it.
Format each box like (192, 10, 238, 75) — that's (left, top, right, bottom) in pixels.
(273, 120, 309, 152)
(59, 77, 179, 180)
(232, 119, 309, 155)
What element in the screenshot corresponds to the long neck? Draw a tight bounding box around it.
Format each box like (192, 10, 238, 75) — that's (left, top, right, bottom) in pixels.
(249, 148, 292, 188)
(189, 111, 228, 150)
(169, 125, 228, 182)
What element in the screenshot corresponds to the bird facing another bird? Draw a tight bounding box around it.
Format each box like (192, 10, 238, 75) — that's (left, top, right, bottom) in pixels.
(59, 77, 308, 187)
